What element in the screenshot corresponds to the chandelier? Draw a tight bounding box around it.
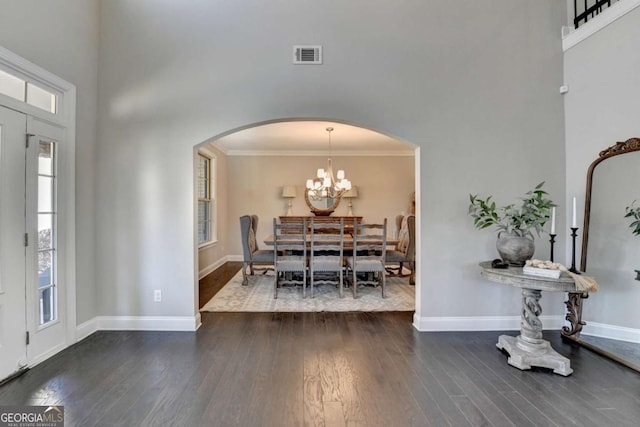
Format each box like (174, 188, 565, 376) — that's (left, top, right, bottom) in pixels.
(306, 127, 352, 199)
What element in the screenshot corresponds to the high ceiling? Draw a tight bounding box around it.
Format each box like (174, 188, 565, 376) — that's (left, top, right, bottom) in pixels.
(211, 121, 414, 156)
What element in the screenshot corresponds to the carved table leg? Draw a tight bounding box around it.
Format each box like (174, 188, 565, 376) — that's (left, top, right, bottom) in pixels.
(497, 288, 573, 376)
(562, 291, 588, 338)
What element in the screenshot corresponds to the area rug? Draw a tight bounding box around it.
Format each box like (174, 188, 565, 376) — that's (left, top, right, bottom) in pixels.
(200, 271, 414, 312)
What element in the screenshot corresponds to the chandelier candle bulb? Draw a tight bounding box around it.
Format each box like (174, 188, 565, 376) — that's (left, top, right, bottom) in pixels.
(306, 127, 353, 201)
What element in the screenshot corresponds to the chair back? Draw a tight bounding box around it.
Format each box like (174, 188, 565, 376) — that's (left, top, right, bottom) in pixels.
(273, 217, 307, 263)
(309, 218, 344, 297)
(396, 214, 415, 262)
(310, 218, 344, 258)
(273, 217, 307, 297)
(352, 218, 387, 265)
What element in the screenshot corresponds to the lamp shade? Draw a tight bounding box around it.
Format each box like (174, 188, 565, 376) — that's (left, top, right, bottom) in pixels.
(343, 186, 358, 198)
(281, 186, 297, 198)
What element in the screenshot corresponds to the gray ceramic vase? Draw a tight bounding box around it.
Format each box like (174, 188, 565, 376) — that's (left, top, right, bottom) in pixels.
(496, 231, 535, 266)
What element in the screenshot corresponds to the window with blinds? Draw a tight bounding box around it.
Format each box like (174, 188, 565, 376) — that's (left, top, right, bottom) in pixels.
(197, 153, 214, 244)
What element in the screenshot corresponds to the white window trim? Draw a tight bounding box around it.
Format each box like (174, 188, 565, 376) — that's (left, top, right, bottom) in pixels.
(197, 148, 217, 248)
(0, 46, 77, 348)
(198, 240, 218, 250)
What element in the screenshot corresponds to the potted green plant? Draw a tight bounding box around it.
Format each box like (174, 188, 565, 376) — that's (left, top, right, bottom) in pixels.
(468, 182, 556, 266)
(624, 200, 640, 236)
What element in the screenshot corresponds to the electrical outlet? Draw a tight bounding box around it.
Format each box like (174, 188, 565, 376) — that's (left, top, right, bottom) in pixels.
(154, 289, 162, 302)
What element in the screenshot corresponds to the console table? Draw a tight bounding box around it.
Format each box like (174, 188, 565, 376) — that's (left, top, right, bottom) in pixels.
(279, 216, 362, 234)
(479, 261, 578, 376)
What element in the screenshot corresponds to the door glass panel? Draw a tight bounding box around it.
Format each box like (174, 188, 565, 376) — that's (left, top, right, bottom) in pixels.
(38, 176, 54, 212)
(38, 251, 53, 287)
(0, 69, 59, 115)
(26, 83, 57, 114)
(38, 141, 53, 175)
(38, 214, 54, 251)
(37, 140, 57, 326)
(39, 286, 55, 324)
(0, 69, 25, 101)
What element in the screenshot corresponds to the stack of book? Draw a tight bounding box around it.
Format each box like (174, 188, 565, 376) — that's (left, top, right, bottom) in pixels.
(522, 266, 561, 279)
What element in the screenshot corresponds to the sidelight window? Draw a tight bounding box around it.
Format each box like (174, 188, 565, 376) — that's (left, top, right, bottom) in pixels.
(38, 140, 57, 325)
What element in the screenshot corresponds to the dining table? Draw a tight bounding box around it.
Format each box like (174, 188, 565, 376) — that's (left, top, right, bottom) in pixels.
(263, 234, 399, 249)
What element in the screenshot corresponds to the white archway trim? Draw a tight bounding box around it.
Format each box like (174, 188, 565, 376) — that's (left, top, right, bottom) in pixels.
(194, 117, 420, 322)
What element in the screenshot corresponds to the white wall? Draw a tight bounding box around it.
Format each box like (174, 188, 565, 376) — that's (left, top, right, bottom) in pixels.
(96, 0, 567, 324)
(564, 6, 640, 329)
(0, 0, 99, 324)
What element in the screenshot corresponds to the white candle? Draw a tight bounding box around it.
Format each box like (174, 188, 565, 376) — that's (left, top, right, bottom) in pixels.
(572, 197, 577, 228)
(550, 207, 556, 234)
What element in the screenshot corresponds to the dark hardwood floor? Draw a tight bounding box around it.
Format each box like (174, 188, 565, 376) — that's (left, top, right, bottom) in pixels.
(2, 265, 639, 425)
(1, 310, 639, 426)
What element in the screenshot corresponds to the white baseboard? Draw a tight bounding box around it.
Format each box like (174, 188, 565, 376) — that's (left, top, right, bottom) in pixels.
(28, 343, 67, 369)
(76, 317, 99, 341)
(227, 254, 243, 262)
(412, 314, 565, 332)
(581, 321, 640, 343)
(199, 256, 229, 279)
(194, 312, 202, 331)
(76, 315, 201, 339)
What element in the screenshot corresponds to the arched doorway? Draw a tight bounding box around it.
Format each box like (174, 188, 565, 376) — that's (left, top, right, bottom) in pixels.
(194, 118, 420, 316)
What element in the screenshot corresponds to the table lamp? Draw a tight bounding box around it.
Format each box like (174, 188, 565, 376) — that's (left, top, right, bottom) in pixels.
(281, 186, 296, 216)
(343, 186, 358, 216)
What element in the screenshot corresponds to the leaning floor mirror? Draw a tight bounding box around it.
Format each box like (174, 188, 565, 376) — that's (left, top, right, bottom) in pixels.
(572, 138, 640, 372)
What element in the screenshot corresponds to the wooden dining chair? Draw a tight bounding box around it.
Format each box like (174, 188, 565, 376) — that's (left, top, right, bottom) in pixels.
(345, 218, 387, 298)
(309, 218, 345, 298)
(273, 218, 307, 298)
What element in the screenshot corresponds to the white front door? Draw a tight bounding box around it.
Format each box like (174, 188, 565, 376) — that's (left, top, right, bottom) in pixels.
(0, 105, 28, 380)
(0, 108, 67, 382)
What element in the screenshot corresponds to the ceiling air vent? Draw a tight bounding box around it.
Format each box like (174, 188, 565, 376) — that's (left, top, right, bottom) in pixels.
(293, 45, 322, 64)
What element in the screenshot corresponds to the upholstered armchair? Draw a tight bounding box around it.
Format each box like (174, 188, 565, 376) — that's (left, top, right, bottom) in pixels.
(386, 214, 415, 285)
(240, 215, 274, 285)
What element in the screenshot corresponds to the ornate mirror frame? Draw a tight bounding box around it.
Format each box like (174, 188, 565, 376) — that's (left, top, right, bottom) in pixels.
(581, 138, 640, 271)
(569, 137, 640, 373)
(304, 189, 342, 216)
